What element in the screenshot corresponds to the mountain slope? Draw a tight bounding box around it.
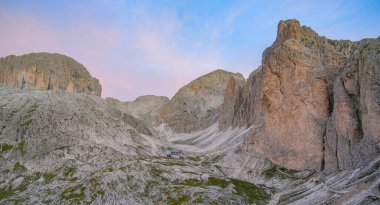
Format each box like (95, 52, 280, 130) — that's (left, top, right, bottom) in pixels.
(160, 69, 245, 133)
(0, 19, 379, 205)
(106, 95, 169, 125)
(0, 85, 277, 204)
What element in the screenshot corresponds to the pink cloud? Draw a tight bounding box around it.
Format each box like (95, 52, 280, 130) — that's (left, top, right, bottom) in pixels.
(0, 5, 230, 101)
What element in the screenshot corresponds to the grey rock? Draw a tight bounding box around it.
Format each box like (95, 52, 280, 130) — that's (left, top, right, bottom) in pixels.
(160, 69, 245, 133)
(0, 52, 102, 96)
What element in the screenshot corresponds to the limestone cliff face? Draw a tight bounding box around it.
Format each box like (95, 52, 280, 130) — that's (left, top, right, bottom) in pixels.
(218, 76, 246, 130)
(160, 69, 245, 133)
(0, 53, 102, 96)
(323, 38, 380, 173)
(225, 20, 379, 172)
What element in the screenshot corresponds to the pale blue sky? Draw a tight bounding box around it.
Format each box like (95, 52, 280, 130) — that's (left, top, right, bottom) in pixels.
(1, 0, 379, 100)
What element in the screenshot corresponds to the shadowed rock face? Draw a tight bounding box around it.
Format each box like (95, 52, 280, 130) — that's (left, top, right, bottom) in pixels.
(219, 76, 246, 130)
(224, 19, 379, 172)
(106, 95, 169, 125)
(0, 52, 102, 96)
(160, 69, 245, 133)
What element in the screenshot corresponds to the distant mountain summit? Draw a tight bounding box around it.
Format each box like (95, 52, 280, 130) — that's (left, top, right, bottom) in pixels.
(106, 95, 169, 124)
(0, 52, 102, 96)
(159, 69, 245, 133)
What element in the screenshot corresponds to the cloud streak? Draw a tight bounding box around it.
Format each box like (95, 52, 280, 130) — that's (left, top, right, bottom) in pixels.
(0, 2, 225, 101)
(0, 0, 379, 101)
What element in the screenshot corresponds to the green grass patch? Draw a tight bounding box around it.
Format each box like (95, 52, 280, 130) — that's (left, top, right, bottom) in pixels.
(61, 184, 86, 203)
(16, 139, 26, 155)
(64, 167, 76, 177)
(0, 188, 15, 200)
(278, 167, 297, 175)
(191, 196, 204, 204)
(186, 156, 201, 161)
(91, 190, 105, 201)
(208, 177, 229, 188)
(107, 181, 118, 189)
(0, 172, 42, 200)
(43, 172, 56, 183)
(22, 172, 42, 186)
(210, 155, 223, 163)
(103, 167, 114, 172)
(263, 166, 277, 178)
(88, 178, 101, 186)
(159, 161, 187, 167)
(0, 143, 14, 153)
(263, 165, 298, 179)
(178, 177, 229, 189)
(230, 178, 269, 204)
(88, 178, 104, 201)
(167, 195, 191, 205)
(12, 162, 27, 172)
(149, 166, 164, 177)
(9, 197, 29, 204)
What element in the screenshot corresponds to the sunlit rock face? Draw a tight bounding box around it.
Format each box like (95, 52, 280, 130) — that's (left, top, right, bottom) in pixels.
(0, 52, 102, 96)
(159, 69, 245, 133)
(223, 19, 379, 172)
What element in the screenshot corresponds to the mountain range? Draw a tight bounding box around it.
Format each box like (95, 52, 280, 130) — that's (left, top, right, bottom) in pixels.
(0, 19, 379, 205)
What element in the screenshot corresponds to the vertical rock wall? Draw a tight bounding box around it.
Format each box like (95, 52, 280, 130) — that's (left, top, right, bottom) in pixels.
(222, 20, 379, 172)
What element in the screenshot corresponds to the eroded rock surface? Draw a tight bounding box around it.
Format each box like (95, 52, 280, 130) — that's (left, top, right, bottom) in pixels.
(0, 86, 152, 162)
(0, 53, 102, 96)
(219, 76, 246, 130)
(160, 69, 245, 133)
(106, 95, 169, 124)
(223, 20, 380, 172)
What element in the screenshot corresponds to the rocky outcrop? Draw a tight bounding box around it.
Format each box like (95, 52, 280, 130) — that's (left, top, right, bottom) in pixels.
(219, 76, 246, 130)
(106, 95, 169, 125)
(126, 95, 169, 124)
(0, 85, 152, 163)
(224, 20, 380, 172)
(160, 69, 245, 133)
(323, 39, 380, 173)
(0, 52, 102, 96)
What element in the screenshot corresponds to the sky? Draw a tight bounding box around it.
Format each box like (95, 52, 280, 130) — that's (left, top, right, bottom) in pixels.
(1, 0, 379, 101)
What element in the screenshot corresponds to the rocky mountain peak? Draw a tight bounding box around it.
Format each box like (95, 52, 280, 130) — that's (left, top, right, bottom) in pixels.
(222, 19, 380, 172)
(275, 19, 318, 45)
(160, 69, 245, 133)
(276, 19, 303, 43)
(0, 52, 102, 96)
